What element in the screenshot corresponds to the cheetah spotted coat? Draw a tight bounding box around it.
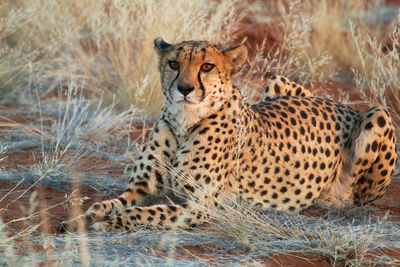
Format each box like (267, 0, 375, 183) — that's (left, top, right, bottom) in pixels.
(58, 39, 397, 232)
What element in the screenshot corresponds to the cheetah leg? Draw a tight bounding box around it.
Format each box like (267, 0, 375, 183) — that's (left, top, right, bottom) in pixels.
(347, 108, 397, 204)
(86, 181, 226, 232)
(56, 183, 166, 233)
(89, 202, 208, 232)
(57, 110, 178, 233)
(318, 108, 397, 208)
(88, 174, 229, 232)
(263, 75, 313, 101)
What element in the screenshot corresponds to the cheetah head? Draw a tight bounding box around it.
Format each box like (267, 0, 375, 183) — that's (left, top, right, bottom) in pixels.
(154, 38, 247, 131)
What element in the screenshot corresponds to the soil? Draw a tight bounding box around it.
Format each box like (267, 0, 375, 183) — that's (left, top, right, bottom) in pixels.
(1, 112, 399, 265)
(1, 4, 400, 264)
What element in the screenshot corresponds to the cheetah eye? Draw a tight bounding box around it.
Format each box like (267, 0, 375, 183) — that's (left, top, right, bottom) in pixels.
(168, 61, 179, 70)
(200, 63, 214, 73)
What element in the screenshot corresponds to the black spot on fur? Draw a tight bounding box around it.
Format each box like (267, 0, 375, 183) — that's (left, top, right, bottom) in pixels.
(377, 116, 386, 128)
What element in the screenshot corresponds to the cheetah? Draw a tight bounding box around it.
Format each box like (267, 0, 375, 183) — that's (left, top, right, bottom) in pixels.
(263, 75, 313, 100)
(57, 38, 397, 232)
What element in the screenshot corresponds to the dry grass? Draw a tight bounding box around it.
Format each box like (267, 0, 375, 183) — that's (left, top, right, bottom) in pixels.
(245, 0, 394, 82)
(0, 0, 243, 115)
(0, 0, 399, 266)
(2, 0, 398, 126)
(241, 0, 400, 131)
(350, 18, 400, 129)
(164, 164, 400, 266)
(0, 1, 243, 265)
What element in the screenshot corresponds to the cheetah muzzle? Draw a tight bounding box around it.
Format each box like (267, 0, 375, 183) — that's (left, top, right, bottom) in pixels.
(57, 38, 397, 233)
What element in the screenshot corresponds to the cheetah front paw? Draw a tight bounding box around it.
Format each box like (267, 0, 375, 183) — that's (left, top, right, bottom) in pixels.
(88, 218, 128, 232)
(88, 222, 109, 232)
(56, 214, 94, 233)
(57, 219, 87, 233)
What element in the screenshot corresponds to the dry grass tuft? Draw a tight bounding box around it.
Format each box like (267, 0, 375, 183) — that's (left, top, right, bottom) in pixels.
(0, 0, 399, 265)
(245, 0, 395, 82)
(350, 16, 400, 131)
(0, 0, 243, 115)
(168, 170, 399, 266)
(239, 0, 400, 132)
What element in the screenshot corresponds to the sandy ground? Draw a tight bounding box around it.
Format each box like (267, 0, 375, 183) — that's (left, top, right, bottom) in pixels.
(0, 99, 399, 265)
(1, 4, 400, 264)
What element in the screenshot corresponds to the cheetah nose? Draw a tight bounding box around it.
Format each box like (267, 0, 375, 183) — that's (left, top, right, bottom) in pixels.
(177, 82, 194, 96)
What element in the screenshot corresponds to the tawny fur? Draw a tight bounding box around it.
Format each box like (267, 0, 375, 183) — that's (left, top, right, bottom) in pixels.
(57, 39, 397, 233)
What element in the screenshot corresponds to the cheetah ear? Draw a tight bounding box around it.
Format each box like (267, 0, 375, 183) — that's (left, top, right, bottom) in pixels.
(154, 37, 174, 54)
(223, 44, 248, 76)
